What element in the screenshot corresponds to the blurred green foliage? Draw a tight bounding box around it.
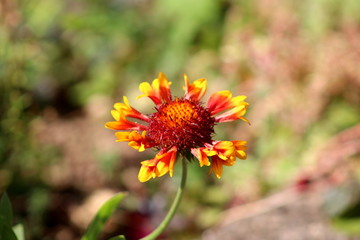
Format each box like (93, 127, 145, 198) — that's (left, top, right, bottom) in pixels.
(1, 0, 360, 239)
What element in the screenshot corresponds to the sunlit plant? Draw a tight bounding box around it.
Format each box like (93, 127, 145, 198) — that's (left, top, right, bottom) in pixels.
(83, 72, 250, 240)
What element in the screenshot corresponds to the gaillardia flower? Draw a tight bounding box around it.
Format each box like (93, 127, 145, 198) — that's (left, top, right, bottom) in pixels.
(106, 73, 249, 182)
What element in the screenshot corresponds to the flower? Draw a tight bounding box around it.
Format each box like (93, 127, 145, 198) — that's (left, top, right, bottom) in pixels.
(106, 72, 249, 182)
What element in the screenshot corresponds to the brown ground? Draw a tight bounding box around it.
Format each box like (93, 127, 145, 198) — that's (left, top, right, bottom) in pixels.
(203, 189, 358, 240)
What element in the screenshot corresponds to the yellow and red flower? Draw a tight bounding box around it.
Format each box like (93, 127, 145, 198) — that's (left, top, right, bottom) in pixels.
(106, 73, 249, 182)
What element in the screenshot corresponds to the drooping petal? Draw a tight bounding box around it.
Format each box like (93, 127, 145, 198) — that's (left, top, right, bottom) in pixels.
(209, 155, 223, 179)
(183, 74, 207, 101)
(138, 158, 159, 182)
(203, 141, 236, 162)
(207, 140, 246, 178)
(115, 131, 152, 152)
(212, 141, 236, 160)
(209, 155, 236, 179)
(158, 147, 177, 176)
(138, 147, 178, 182)
(114, 96, 150, 122)
(105, 112, 147, 131)
(191, 141, 239, 177)
(191, 147, 211, 167)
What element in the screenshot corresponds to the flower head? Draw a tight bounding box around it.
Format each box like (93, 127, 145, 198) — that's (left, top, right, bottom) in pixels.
(106, 72, 249, 182)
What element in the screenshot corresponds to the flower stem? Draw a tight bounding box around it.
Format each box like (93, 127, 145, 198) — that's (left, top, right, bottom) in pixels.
(140, 157, 188, 240)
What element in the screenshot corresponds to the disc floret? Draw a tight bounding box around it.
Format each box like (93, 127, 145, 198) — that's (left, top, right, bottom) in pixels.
(147, 98, 215, 152)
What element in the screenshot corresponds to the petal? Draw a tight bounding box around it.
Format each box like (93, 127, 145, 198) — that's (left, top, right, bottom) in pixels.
(233, 140, 247, 159)
(114, 96, 150, 122)
(207, 140, 248, 179)
(213, 141, 235, 158)
(111, 110, 120, 121)
(209, 156, 223, 179)
(205, 141, 236, 160)
(207, 90, 233, 115)
(137, 73, 172, 105)
(115, 131, 151, 152)
(209, 155, 236, 179)
(105, 113, 147, 131)
(115, 131, 132, 141)
(183, 74, 207, 101)
(137, 147, 178, 182)
(191, 148, 211, 167)
(137, 79, 162, 106)
(215, 104, 250, 123)
(207, 90, 249, 117)
(138, 158, 158, 182)
(155, 160, 170, 177)
(158, 72, 172, 103)
(156, 147, 178, 177)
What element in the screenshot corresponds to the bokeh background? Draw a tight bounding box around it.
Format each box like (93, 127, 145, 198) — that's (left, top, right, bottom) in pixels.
(1, 0, 360, 239)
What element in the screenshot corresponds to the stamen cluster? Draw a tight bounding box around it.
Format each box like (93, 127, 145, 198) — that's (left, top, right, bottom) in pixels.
(147, 98, 215, 152)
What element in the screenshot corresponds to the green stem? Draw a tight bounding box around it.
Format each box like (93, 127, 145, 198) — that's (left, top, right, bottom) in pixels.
(140, 157, 188, 240)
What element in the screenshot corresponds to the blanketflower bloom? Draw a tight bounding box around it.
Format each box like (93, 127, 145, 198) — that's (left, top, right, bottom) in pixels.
(106, 72, 249, 182)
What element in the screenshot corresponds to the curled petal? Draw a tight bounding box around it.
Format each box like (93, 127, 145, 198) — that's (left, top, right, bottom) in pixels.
(191, 147, 211, 167)
(183, 74, 207, 101)
(205, 141, 236, 160)
(208, 140, 247, 161)
(215, 104, 250, 124)
(114, 96, 150, 122)
(214, 141, 235, 159)
(208, 140, 247, 178)
(207, 90, 233, 115)
(207, 90, 248, 116)
(115, 131, 152, 152)
(193, 141, 243, 177)
(138, 147, 178, 182)
(105, 112, 147, 131)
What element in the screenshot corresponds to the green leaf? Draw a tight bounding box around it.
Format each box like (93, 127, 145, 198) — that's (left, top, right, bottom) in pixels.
(109, 235, 126, 240)
(0, 221, 18, 240)
(12, 224, 25, 240)
(0, 192, 13, 227)
(81, 192, 127, 240)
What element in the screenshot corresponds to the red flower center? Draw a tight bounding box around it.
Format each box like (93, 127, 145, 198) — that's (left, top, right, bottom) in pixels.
(147, 98, 215, 152)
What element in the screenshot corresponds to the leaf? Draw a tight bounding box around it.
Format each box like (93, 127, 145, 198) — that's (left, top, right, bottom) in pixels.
(81, 192, 127, 240)
(12, 224, 25, 240)
(0, 221, 18, 240)
(0, 192, 13, 227)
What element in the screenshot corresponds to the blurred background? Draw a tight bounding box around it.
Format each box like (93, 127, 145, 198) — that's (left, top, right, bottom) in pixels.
(1, 0, 360, 239)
